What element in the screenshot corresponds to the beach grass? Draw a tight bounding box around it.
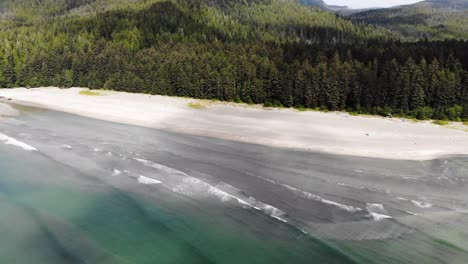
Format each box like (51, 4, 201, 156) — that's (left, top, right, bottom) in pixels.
(188, 102, 205, 109)
(79, 90, 103, 96)
(432, 120, 450, 126)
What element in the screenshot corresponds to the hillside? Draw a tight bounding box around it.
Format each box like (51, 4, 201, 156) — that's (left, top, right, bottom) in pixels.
(350, 0, 468, 40)
(0, 0, 467, 121)
(299, 0, 327, 8)
(422, 0, 468, 10)
(299, 0, 353, 13)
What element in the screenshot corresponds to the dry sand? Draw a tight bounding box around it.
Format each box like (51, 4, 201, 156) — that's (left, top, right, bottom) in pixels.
(1, 87, 467, 160)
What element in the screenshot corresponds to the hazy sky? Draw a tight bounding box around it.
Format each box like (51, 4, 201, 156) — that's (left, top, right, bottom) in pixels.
(324, 0, 422, 9)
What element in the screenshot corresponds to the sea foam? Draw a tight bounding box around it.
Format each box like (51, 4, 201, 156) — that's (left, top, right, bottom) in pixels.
(137, 176, 162, 185)
(369, 212, 392, 221)
(411, 200, 432, 209)
(134, 158, 288, 223)
(366, 203, 392, 221)
(282, 184, 362, 213)
(0, 133, 37, 151)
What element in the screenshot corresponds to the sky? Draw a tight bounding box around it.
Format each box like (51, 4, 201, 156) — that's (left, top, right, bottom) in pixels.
(324, 0, 423, 9)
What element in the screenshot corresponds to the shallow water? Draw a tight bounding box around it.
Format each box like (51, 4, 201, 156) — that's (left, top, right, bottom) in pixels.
(1, 105, 468, 263)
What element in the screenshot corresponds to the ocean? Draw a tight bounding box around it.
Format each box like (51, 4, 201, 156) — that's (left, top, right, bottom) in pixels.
(1, 104, 468, 263)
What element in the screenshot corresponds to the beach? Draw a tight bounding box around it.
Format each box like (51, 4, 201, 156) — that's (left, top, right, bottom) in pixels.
(1, 94, 468, 263)
(1, 87, 467, 160)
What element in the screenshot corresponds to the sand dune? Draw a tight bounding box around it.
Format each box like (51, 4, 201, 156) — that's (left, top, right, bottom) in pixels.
(1, 87, 467, 160)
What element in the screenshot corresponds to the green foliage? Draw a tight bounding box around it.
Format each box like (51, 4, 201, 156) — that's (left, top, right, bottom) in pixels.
(412, 106, 434, 120)
(295, 106, 310, 112)
(0, 0, 467, 121)
(351, 3, 468, 40)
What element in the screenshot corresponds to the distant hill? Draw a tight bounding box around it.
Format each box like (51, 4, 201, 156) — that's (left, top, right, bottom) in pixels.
(299, 0, 328, 8)
(350, 0, 468, 40)
(299, 0, 355, 12)
(419, 0, 468, 10)
(298, 1, 405, 16)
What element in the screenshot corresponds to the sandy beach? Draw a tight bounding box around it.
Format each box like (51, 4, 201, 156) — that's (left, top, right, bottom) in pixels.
(1, 87, 467, 160)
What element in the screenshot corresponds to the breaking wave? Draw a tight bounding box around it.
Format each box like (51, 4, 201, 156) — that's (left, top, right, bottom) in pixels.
(0, 133, 37, 151)
(368, 212, 392, 221)
(398, 197, 433, 209)
(134, 158, 288, 222)
(282, 184, 363, 213)
(366, 203, 392, 221)
(411, 200, 433, 209)
(137, 175, 162, 185)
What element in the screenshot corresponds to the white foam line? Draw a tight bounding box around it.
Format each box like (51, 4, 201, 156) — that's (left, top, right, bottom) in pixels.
(135, 158, 183, 175)
(367, 203, 385, 211)
(0, 133, 37, 151)
(256, 175, 277, 184)
(282, 184, 362, 213)
(369, 212, 392, 221)
(119, 169, 162, 185)
(321, 199, 362, 212)
(411, 200, 433, 209)
(134, 158, 288, 223)
(337, 182, 366, 190)
(271, 215, 288, 223)
(405, 211, 419, 216)
(365, 203, 392, 221)
(397, 197, 432, 209)
(138, 175, 162, 185)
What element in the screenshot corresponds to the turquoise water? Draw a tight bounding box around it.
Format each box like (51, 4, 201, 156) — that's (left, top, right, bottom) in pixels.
(1, 107, 468, 263)
(0, 146, 353, 264)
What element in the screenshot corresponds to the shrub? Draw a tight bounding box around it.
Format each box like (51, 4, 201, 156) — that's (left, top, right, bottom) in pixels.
(412, 106, 433, 120)
(295, 106, 308, 112)
(375, 106, 393, 117)
(233, 95, 243, 103)
(446, 105, 463, 120)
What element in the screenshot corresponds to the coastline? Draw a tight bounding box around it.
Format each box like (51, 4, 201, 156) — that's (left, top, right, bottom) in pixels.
(1, 87, 467, 160)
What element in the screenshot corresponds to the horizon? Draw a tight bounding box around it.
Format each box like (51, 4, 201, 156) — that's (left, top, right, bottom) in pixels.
(324, 0, 423, 9)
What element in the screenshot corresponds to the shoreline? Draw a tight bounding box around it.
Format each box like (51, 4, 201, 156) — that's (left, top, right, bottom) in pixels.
(1, 87, 468, 160)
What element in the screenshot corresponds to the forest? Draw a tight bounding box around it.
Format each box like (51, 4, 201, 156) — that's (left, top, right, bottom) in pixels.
(0, 0, 468, 120)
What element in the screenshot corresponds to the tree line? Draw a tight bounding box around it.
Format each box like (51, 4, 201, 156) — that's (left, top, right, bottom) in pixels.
(0, 0, 468, 120)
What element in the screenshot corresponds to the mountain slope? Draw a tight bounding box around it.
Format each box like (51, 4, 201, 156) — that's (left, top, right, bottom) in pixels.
(0, 0, 467, 121)
(421, 0, 468, 10)
(1, 0, 392, 43)
(299, 0, 353, 13)
(299, 0, 327, 8)
(350, 0, 468, 40)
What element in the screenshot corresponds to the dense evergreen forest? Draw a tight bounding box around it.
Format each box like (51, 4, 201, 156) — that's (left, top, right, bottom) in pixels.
(1, 0, 468, 120)
(350, 0, 468, 40)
